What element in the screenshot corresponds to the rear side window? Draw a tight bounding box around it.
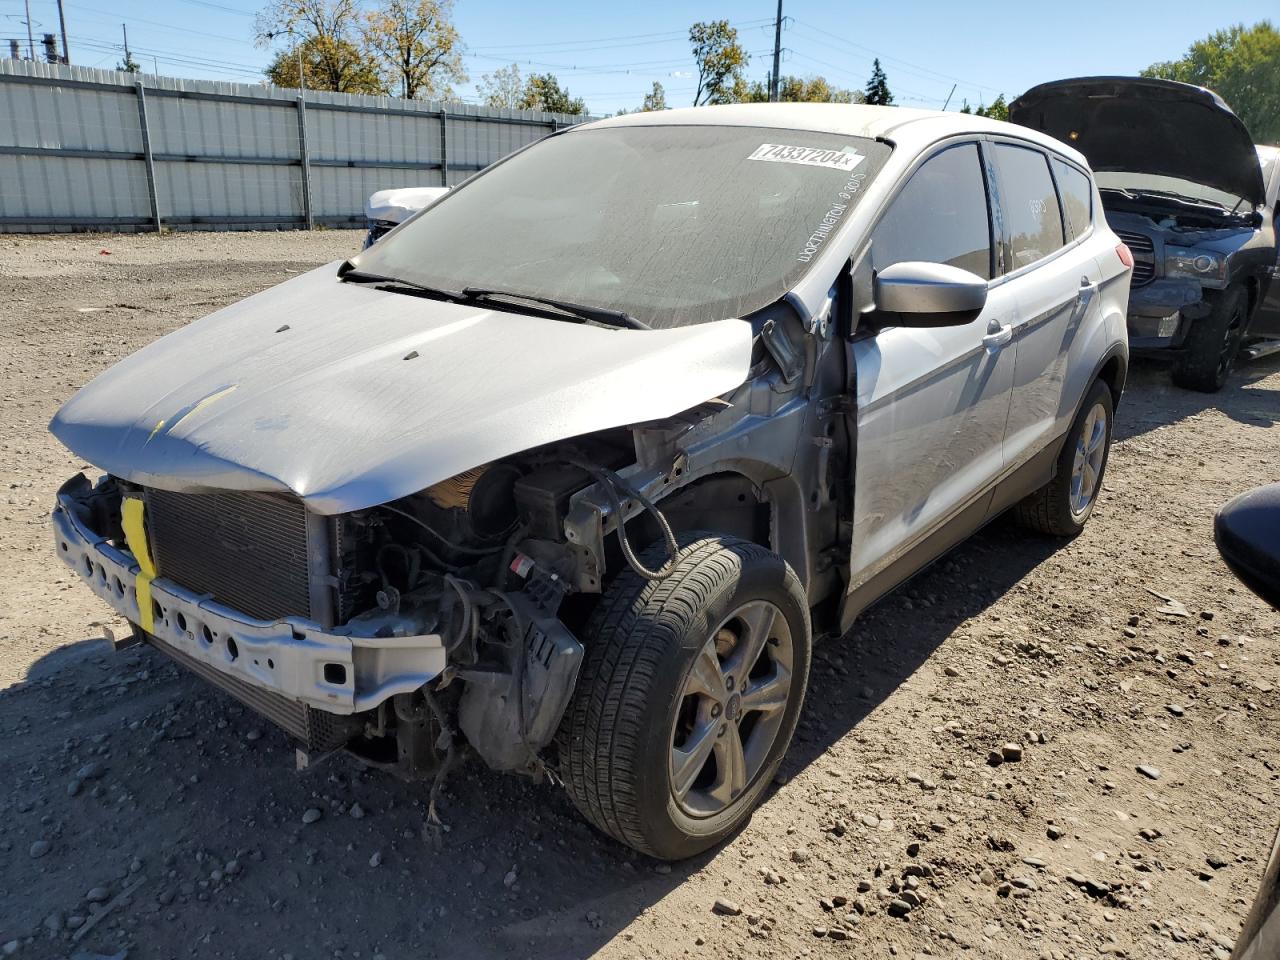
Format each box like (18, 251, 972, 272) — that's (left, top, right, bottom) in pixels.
(872, 143, 992, 280)
(993, 143, 1065, 270)
(1052, 158, 1093, 239)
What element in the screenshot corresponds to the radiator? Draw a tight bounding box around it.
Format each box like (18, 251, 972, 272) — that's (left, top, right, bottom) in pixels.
(145, 488, 325, 625)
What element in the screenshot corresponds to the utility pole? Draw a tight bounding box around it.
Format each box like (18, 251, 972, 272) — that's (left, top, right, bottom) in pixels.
(122, 23, 131, 68)
(24, 0, 35, 60)
(56, 0, 69, 63)
(769, 0, 783, 102)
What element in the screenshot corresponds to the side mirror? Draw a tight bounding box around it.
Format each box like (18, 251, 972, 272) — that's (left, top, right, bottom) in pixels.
(1214, 482, 1280, 609)
(873, 261, 988, 328)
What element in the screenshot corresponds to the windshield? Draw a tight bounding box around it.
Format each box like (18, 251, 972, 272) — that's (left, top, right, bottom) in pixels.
(1096, 171, 1247, 211)
(354, 124, 891, 328)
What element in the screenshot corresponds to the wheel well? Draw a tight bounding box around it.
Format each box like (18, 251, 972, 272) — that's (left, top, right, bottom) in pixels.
(1098, 354, 1126, 408)
(648, 472, 772, 548)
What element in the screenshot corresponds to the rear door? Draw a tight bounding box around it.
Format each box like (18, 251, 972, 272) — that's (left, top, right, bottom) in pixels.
(847, 141, 1018, 600)
(992, 142, 1103, 473)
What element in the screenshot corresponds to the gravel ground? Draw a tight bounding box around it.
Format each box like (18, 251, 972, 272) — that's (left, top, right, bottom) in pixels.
(1, 231, 1279, 960)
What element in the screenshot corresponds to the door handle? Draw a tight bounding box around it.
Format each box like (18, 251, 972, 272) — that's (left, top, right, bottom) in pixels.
(982, 323, 1013, 349)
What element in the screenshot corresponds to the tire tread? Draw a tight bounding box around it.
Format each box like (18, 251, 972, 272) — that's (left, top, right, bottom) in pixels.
(557, 536, 788, 856)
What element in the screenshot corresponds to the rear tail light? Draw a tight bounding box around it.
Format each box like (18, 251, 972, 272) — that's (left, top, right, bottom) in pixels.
(1116, 243, 1134, 269)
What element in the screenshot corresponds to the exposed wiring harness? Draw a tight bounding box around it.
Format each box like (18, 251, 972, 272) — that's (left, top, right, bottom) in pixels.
(442, 573, 480, 652)
(378, 502, 507, 557)
(567, 457, 678, 581)
(420, 686, 459, 844)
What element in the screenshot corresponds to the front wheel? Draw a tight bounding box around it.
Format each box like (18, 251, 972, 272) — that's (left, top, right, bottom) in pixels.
(1014, 378, 1115, 537)
(556, 536, 811, 860)
(1172, 286, 1247, 393)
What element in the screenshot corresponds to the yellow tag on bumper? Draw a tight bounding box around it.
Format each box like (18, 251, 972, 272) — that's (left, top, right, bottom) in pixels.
(121, 496, 156, 633)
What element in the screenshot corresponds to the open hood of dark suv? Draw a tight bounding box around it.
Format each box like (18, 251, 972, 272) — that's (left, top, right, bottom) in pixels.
(1010, 76, 1265, 206)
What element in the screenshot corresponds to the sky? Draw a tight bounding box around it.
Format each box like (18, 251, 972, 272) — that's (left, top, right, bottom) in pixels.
(2, 0, 1275, 115)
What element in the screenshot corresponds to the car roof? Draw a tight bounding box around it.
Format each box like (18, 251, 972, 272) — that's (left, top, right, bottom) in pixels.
(579, 103, 1092, 170)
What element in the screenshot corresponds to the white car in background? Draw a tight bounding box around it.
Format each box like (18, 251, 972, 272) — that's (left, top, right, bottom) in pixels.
(363, 186, 450, 247)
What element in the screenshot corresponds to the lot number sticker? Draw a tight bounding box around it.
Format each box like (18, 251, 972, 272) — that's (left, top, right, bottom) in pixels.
(748, 143, 864, 172)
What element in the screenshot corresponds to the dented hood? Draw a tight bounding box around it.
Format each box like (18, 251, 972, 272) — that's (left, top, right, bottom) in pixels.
(1010, 76, 1265, 205)
(50, 263, 754, 514)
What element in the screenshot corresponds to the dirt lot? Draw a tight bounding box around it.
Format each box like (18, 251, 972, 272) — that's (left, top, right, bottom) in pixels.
(1, 231, 1278, 960)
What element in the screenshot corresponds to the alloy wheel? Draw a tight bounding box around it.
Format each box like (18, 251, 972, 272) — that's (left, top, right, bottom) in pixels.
(669, 601, 794, 818)
(1216, 305, 1246, 384)
(1069, 402, 1108, 517)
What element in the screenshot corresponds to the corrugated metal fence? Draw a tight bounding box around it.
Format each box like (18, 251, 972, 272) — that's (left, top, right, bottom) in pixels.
(0, 59, 587, 232)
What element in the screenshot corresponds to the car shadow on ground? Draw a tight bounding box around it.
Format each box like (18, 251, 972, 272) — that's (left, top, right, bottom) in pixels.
(6, 361, 1251, 959)
(1112, 352, 1280, 444)
(2, 518, 1063, 960)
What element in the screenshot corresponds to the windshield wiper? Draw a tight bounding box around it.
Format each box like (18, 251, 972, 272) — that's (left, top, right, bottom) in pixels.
(338, 265, 465, 301)
(461, 287, 649, 330)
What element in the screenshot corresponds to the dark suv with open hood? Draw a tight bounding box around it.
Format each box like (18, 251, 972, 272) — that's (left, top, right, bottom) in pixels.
(1012, 77, 1280, 391)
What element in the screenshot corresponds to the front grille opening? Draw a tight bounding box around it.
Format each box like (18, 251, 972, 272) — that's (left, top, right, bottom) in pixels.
(146, 488, 319, 624)
(1115, 230, 1155, 287)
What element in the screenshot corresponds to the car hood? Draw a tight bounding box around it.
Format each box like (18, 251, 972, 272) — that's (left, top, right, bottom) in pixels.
(49, 264, 754, 514)
(364, 187, 449, 224)
(1009, 76, 1265, 206)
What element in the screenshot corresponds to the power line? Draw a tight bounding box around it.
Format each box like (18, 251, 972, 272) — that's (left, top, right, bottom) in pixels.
(463, 48, 776, 78)
(785, 50, 947, 104)
(66, 4, 251, 44)
(468, 18, 773, 52)
(166, 0, 257, 17)
(789, 19, 1004, 97)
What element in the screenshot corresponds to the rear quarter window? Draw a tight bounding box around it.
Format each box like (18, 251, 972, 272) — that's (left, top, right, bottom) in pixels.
(1051, 158, 1093, 240)
(993, 143, 1066, 270)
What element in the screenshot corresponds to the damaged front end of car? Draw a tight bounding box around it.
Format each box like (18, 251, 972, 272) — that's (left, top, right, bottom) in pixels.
(47, 262, 788, 783)
(52, 416, 795, 783)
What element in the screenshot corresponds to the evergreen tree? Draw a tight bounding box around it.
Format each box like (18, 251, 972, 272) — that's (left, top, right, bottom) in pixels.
(864, 58, 893, 106)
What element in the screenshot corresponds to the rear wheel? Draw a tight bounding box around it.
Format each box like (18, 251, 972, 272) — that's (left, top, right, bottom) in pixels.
(557, 535, 810, 860)
(1172, 285, 1247, 393)
(1014, 378, 1114, 537)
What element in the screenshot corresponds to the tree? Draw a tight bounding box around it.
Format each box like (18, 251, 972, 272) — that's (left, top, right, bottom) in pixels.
(520, 73, 586, 114)
(1142, 21, 1280, 143)
(362, 0, 466, 100)
(118, 51, 140, 73)
(965, 93, 1008, 121)
(479, 63, 524, 108)
(689, 20, 748, 106)
(864, 58, 893, 105)
(256, 0, 383, 93)
(265, 35, 385, 93)
(479, 66, 586, 114)
(742, 74, 861, 104)
(641, 81, 666, 112)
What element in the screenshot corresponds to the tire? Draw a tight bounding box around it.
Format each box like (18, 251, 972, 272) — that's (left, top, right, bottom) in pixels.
(1014, 378, 1115, 537)
(557, 535, 811, 860)
(1171, 285, 1247, 393)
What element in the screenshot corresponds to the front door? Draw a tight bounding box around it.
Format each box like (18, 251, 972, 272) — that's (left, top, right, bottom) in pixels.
(846, 142, 1017, 606)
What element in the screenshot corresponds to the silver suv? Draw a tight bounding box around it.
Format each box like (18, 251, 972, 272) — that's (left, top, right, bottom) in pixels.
(51, 104, 1131, 859)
